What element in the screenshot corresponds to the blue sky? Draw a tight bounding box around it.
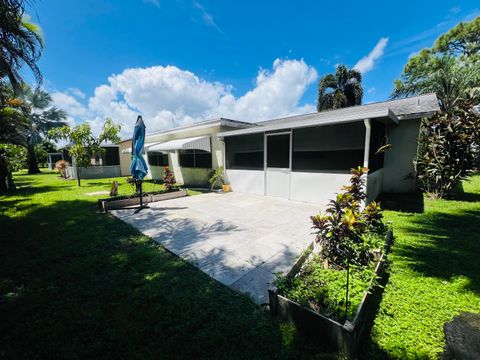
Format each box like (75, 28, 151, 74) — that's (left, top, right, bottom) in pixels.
(26, 0, 479, 137)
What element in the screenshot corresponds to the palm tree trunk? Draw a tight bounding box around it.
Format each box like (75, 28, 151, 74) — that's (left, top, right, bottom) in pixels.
(27, 143, 40, 174)
(0, 153, 15, 192)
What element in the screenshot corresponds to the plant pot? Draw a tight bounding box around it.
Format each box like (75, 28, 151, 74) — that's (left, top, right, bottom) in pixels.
(222, 184, 231, 192)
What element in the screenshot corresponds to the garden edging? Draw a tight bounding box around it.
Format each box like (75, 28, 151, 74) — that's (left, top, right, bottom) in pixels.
(99, 189, 188, 212)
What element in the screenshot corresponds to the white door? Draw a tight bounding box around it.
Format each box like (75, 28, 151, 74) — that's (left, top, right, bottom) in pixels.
(265, 132, 291, 198)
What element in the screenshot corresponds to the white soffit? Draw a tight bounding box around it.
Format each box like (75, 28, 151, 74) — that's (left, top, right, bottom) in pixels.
(121, 142, 161, 154)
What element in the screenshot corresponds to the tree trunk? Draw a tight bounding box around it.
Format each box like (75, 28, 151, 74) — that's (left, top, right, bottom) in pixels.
(76, 165, 81, 186)
(0, 153, 15, 192)
(27, 144, 40, 174)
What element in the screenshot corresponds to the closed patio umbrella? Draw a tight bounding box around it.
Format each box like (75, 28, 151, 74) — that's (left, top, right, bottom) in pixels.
(130, 115, 149, 212)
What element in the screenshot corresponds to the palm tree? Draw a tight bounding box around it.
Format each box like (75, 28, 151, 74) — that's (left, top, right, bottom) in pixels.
(0, 0, 44, 93)
(317, 65, 363, 112)
(22, 86, 67, 174)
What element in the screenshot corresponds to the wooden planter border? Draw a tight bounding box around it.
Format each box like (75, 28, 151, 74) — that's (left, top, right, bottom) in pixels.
(268, 230, 393, 358)
(99, 189, 188, 212)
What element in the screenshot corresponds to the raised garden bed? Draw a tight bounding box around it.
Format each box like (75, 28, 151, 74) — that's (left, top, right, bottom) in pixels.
(98, 188, 188, 212)
(269, 230, 393, 358)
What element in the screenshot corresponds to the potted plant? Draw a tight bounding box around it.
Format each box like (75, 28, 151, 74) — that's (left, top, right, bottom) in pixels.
(222, 178, 231, 193)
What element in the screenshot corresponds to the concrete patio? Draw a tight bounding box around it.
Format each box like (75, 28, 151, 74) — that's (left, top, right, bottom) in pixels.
(111, 192, 323, 304)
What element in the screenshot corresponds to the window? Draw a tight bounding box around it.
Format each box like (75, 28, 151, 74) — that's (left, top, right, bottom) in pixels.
(292, 123, 365, 171)
(104, 147, 120, 166)
(179, 149, 212, 168)
(267, 134, 290, 168)
(147, 152, 169, 167)
(225, 133, 264, 170)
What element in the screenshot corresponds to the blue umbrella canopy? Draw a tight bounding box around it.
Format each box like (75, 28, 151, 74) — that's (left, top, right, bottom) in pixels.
(130, 115, 148, 181)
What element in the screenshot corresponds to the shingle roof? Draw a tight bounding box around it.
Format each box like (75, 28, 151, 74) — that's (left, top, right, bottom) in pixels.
(218, 93, 440, 138)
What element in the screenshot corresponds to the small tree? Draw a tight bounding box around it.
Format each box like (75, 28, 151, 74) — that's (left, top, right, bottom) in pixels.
(49, 118, 121, 186)
(415, 96, 480, 198)
(163, 166, 176, 191)
(54, 159, 69, 179)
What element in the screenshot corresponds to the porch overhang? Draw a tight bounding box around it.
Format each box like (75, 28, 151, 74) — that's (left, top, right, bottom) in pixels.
(121, 142, 161, 154)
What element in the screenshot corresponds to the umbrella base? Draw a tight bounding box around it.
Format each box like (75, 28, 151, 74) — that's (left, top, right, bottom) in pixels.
(134, 205, 150, 214)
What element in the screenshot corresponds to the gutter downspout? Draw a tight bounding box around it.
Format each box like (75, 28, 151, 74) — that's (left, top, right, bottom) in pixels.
(363, 119, 372, 205)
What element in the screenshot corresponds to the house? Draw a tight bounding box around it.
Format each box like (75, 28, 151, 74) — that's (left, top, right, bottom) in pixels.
(118, 93, 440, 204)
(118, 118, 252, 185)
(61, 144, 122, 179)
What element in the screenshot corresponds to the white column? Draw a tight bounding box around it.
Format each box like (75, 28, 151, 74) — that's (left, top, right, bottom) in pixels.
(363, 119, 371, 168)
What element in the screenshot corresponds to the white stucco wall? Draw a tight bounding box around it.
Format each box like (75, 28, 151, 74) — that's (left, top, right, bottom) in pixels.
(226, 169, 264, 195)
(383, 119, 421, 193)
(289, 172, 351, 205)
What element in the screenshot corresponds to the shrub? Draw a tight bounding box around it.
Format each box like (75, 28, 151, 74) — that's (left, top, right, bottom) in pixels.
(310, 166, 386, 268)
(415, 96, 480, 198)
(208, 166, 224, 190)
(163, 166, 176, 191)
(54, 160, 69, 178)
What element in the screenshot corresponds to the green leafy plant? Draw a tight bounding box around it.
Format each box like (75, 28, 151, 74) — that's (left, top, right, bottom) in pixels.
(163, 166, 176, 191)
(415, 96, 480, 198)
(208, 166, 224, 190)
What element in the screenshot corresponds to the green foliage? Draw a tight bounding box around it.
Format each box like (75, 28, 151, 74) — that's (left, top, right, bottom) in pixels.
(208, 166, 224, 189)
(49, 118, 121, 186)
(276, 256, 379, 321)
(163, 166, 176, 191)
(317, 65, 363, 112)
(415, 97, 480, 198)
(311, 166, 386, 268)
(0, 170, 324, 358)
(0, 143, 26, 171)
(392, 16, 480, 113)
(368, 175, 480, 359)
(0, 0, 44, 93)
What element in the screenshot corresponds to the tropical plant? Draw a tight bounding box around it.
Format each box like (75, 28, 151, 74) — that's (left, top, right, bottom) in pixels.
(54, 159, 69, 179)
(414, 95, 480, 198)
(163, 166, 176, 192)
(21, 86, 67, 174)
(317, 65, 363, 112)
(0, 0, 44, 93)
(49, 118, 121, 186)
(392, 16, 480, 113)
(208, 166, 224, 189)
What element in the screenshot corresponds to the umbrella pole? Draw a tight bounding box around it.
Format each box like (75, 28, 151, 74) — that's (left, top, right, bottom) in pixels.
(135, 180, 149, 213)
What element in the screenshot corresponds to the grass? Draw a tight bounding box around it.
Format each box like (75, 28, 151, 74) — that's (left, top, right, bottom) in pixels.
(0, 170, 333, 359)
(367, 174, 480, 359)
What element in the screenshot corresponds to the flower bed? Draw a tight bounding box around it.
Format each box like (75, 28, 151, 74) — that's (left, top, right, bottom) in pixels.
(269, 167, 393, 358)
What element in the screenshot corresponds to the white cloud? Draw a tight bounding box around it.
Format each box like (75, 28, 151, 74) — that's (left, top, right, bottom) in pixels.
(193, 1, 222, 33)
(367, 87, 376, 94)
(354, 37, 389, 74)
(52, 58, 318, 139)
(144, 0, 160, 7)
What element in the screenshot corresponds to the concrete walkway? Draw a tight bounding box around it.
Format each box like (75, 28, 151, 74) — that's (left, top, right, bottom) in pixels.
(111, 192, 323, 304)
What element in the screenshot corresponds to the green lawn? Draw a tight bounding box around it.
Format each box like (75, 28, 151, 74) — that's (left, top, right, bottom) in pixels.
(368, 175, 480, 359)
(0, 170, 330, 359)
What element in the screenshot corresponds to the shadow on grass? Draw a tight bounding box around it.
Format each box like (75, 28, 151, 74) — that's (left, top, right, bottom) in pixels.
(0, 197, 330, 359)
(393, 208, 480, 295)
(377, 191, 425, 213)
(449, 182, 480, 202)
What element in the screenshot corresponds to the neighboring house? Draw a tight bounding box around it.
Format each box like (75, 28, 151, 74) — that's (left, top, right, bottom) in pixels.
(63, 144, 122, 179)
(46, 152, 64, 170)
(118, 118, 252, 186)
(118, 93, 439, 204)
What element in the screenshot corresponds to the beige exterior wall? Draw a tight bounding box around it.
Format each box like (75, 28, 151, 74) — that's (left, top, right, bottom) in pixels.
(383, 118, 422, 193)
(119, 124, 233, 186)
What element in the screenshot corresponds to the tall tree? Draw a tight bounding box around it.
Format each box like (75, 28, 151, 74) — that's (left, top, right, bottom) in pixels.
(317, 65, 363, 112)
(392, 16, 480, 112)
(21, 86, 67, 174)
(0, 0, 43, 93)
(49, 118, 121, 186)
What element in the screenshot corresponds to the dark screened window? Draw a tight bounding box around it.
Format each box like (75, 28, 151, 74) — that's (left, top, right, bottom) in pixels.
(179, 149, 212, 168)
(368, 120, 386, 173)
(104, 147, 120, 166)
(292, 123, 365, 171)
(267, 134, 290, 168)
(147, 152, 169, 167)
(225, 133, 264, 170)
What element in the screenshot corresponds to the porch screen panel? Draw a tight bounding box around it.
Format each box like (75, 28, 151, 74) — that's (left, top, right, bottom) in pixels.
(104, 147, 120, 166)
(292, 123, 365, 171)
(225, 133, 264, 170)
(368, 120, 386, 173)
